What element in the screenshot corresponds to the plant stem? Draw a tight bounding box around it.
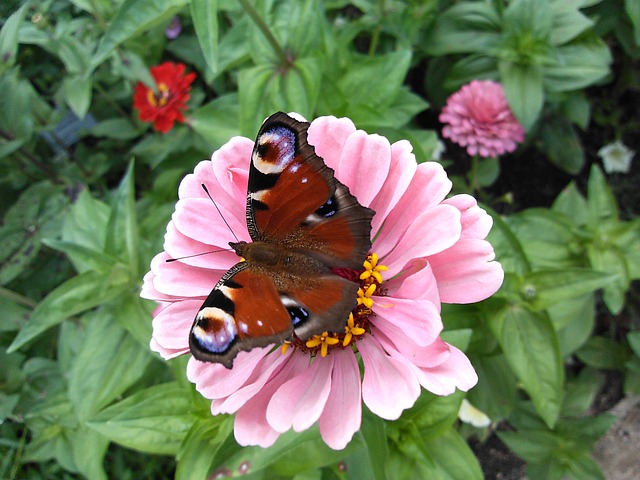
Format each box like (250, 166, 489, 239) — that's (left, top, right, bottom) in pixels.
(469, 154, 479, 193)
(239, 0, 291, 68)
(0, 287, 37, 309)
(368, 0, 386, 56)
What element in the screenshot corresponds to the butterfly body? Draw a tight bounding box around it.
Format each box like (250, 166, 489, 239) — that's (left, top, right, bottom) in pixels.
(189, 113, 374, 368)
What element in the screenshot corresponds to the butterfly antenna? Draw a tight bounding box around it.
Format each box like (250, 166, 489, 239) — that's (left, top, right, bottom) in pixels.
(201, 183, 239, 242)
(166, 247, 234, 263)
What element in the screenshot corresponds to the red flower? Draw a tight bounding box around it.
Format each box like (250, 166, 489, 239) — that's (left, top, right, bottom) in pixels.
(133, 62, 196, 134)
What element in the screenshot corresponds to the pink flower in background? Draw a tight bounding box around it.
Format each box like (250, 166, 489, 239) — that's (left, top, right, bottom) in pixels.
(141, 114, 504, 450)
(439, 80, 525, 158)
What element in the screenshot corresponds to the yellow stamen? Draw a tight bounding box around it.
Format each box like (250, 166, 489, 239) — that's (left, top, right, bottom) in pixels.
(357, 283, 377, 309)
(146, 82, 171, 108)
(343, 313, 366, 346)
(306, 332, 339, 357)
(281, 341, 290, 354)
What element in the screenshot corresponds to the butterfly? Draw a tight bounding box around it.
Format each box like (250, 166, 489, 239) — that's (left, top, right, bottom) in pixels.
(189, 112, 375, 368)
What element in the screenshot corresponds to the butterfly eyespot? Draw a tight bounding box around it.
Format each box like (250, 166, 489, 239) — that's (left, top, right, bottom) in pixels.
(287, 305, 310, 326)
(315, 196, 337, 218)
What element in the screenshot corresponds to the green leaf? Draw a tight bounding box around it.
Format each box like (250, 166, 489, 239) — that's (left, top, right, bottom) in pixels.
(61, 189, 110, 254)
(628, 331, 640, 357)
(553, 294, 595, 355)
(7, 270, 129, 352)
(500, 61, 544, 131)
(109, 293, 154, 347)
(238, 63, 277, 136)
(625, 0, 640, 46)
(550, 0, 594, 45)
(71, 426, 109, 480)
(0, 2, 29, 73)
(488, 306, 563, 427)
(468, 354, 517, 421)
(611, 218, 640, 279)
(423, 2, 501, 55)
(88, 383, 195, 455)
(503, 0, 552, 39)
(43, 240, 118, 274)
(0, 70, 35, 143)
(68, 314, 153, 421)
(210, 427, 359, 477)
(345, 413, 387, 480)
(507, 208, 576, 270)
(105, 162, 140, 277)
(91, 118, 142, 139)
(62, 74, 93, 119)
(544, 35, 612, 92)
(339, 50, 412, 114)
(191, 0, 219, 74)
(0, 182, 68, 285)
(576, 336, 631, 370)
(587, 244, 629, 314)
(498, 429, 558, 463)
(176, 417, 233, 480)
(191, 94, 240, 149)
(520, 268, 617, 311)
(421, 428, 483, 480)
(92, 0, 188, 68)
(540, 117, 585, 174)
(552, 181, 588, 226)
(587, 164, 619, 226)
(485, 205, 531, 275)
(401, 390, 463, 440)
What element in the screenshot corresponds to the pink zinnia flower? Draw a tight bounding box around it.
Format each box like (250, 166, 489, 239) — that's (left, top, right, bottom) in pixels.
(439, 80, 525, 158)
(141, 114, 504, 450)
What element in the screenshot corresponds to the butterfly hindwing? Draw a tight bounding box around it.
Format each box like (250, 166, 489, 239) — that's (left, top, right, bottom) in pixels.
(190, 263, 293, 368)
(189, 264, 359, 367)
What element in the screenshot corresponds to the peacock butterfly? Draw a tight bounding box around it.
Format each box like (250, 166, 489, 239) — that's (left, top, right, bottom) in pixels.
(189, 112, 375, 368)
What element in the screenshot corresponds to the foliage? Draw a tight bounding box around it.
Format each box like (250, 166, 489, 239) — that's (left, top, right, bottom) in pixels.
(1, 0, 638, 479)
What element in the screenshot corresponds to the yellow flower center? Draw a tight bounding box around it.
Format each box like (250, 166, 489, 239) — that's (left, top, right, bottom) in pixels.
(283, 253, 386, 358)
(146, 82, 171, 108)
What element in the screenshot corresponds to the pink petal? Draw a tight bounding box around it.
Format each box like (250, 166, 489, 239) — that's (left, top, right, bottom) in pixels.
(233, 351, 309, 447)
(319, 348, 362, 450)
(164, 221, 239, 270)
(267, 354, 334, 432)
(335, 131, 391, 207)
(149, 337, 189, 359)
(429, 238, 504, 303)
(150, 252, 224, 298)
(307, 116, 357, 171)
(178, 140, 252, 221)
(214, 349, 297, 414)
(172, 198, 249, 247)
(410, 344, 478, 395)
(385, 258, 440, 308)
(370, 140, 417, 234)
(372, 298, 442, 347)
(381, 204, 462, 276)
(443, 194, 493, 240)
(151, 299, 200, 349)
(186, 347, 272, 400)
(372, 162, 454, 262)
(141, 265, 180, 301)
(372, 325, 451, 369)
(359, 337, 420, 420)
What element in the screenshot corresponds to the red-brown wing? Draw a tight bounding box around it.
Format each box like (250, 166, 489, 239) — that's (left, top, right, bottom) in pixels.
(246, 112, 374, 269)
(189, 263, 358, 368)
(189, 264, 292, 368)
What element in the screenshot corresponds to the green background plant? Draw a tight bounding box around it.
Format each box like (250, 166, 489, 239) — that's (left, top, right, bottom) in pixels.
(1, 1, 639, 479)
